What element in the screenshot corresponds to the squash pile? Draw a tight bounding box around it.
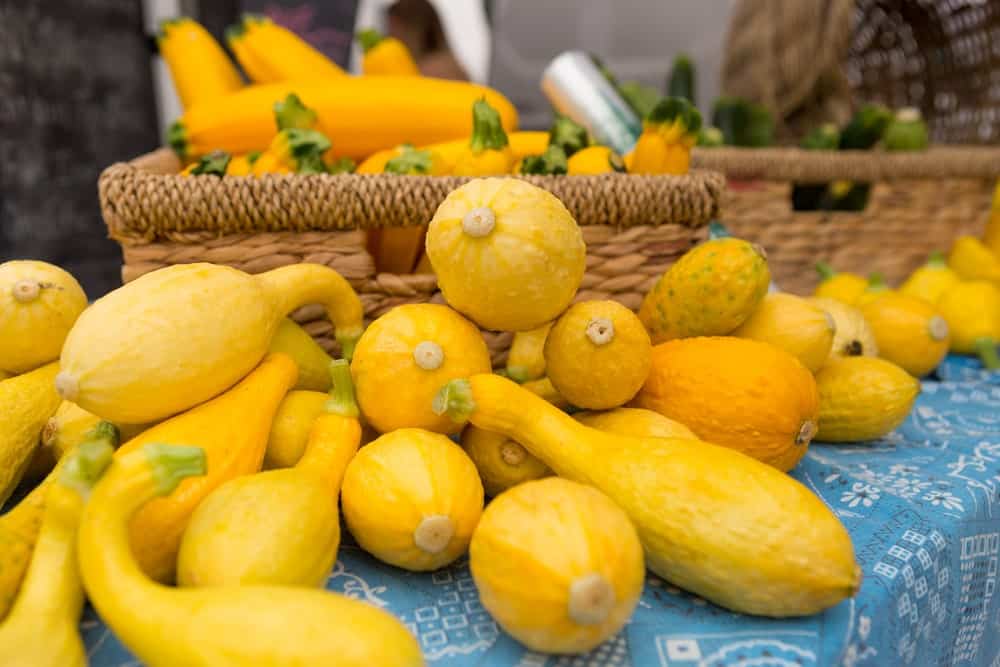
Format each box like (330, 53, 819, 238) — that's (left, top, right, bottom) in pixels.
(2, 176, 996, 662)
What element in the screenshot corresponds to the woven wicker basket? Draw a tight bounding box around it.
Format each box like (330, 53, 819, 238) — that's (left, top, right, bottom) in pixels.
(692, 146, 1000, 295)
(99, 149, 723, 365)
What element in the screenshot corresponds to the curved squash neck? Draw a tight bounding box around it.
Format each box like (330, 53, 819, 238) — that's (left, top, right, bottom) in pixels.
(296, 415, 361, 490)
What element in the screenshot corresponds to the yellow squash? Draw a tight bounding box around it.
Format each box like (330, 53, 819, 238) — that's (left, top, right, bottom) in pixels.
(426, 178, 586, 331)
(505, 322, 553, 383)
(461, 425, 551, 498)
(178, 360, 360, 588)
(157, 18, 243, 109)
(899, 252, 959, 304)
(227, 14, 346, 82)
(0, 362, 61, 505)
(0, 438, 114, 667)
(225, 151, 260, 175)
(629, 97, 700, 175)
(949, 236, 1000, 284)
(0, 260, 87, 374)
(632, 338, 819, 472)
(56, 262, 361, 424)
(861, 293, 950, 377)
(268, 317, 334, 391)
(567, 145, 625, 175)
(937, 281, 1000, 369)
(452, 99, 515, 175)
(810, 297, 879, 358)
(733, 293, 835, 373)
(341, 428, 484, 571)
(639, 238, 770, 343)
(79, 443, 424, 667)
(854, 273, 894, 308)
(357, 28, 420, 76)
(351, 304, 491, 434)
(435, 374, 860, 617)
(813, 263, 868, 305)
(815, 357, 920, 442)
(169, 79, 518, 160)
(545, 300, 652, 409)
(113, 353, 298, 583)
(263, 389, 328, 469)
(574, 407, 695, 440)
(470, 477, 644, 654)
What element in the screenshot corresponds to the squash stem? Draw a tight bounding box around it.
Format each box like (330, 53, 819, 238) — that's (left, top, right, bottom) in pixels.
(356, 28, 384, 53)
(59, 424, 118, 499)
(926, 251, 946, 267)
(469, 99, 509, 153)
(324, 360, 359, 418)
(433, 379, 476, 423)
(142, 444, 207, 496)
(815, 262, 835, 281)
(976, 338, 1000, 370)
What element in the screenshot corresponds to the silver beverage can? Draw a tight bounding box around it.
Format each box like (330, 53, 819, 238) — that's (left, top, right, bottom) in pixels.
(541, 51, 642, 155)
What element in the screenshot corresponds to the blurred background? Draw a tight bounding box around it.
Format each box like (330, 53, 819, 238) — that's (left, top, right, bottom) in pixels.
(1, 0, 997, 297)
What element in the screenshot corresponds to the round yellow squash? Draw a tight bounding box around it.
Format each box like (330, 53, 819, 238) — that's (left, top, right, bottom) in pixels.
(461, 426, 551, 497)
(812, 264, 868, 305)
(638, 238, 770, 343)
(574, 407, 695, 440)
(351, 304, 491, 435)
(425, 178, 586, 332)
(861, 293, 950, 377)
(898, 252, 959, 305)
(733, 293, 836, 373)
(469, 477, 644, 654)
(632, 337, 819, 471)
(815, 357, 920, 442)
(0, 260, 87, 374)
(341, 428, 484, 571)
(937, 281, 1000, 369)
(544, 300, 652, 409)
(810, 297, 879, 358)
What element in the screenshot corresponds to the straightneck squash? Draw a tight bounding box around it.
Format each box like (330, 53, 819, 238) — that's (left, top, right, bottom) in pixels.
(435, 374, 861, 617)
(0, 260, 87, 374)
(452, 99, 515, 176)
(56, 262, 362, 424)
(341, 428, 484, 571)
(470, 477, 644, 654)
(178, 360, 361, 587)
(357, 28, 420, 76)
(0, 361, 62, 505)
(78, 443, 424, 667)
(112, 353, 298, 583)
(268, 318, 334, 392)
(0, 433, 114, 667)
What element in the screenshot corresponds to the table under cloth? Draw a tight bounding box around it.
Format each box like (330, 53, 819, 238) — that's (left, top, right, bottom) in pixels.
(79, 355, 1000, 667)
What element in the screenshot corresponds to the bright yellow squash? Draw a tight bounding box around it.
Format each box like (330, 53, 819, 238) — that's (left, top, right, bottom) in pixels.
(78, 443, 424, 667)
(861, 294, 950, 377)
(854, 273, 894, 308)
(545, 300, 652, 409)
(169, 79, 518, 160)
(341, 428, 484, 571)
(357, 28, 420, 76)
(351, 304, 491, 434)
(632, 338, 819, 472)
(268, 318, 334, 391)
(0, 362, 62, 505)
(505, 322, 553, 383)
(813, 263, 868, 305)
(56, 262, 361, 424)
(815, 357, 920, 442)
(629, 97, 700, 175)
(157, 17, 243, 110)
(435, 374, 860, 617)
(113, 353, 298, 583)
(899, 252, 959, 304)
(0, 260, 87, 374)
(263, 389, 327, 469)
(639, 238, 770, 343)
(0, 422, 119, 622)
(567, 145, 625, 175)
(574, 407, 695, 440)
(949, 236, 1000, 284)
(227, 14, 346, 81)
(0, 438, 114, 667)
(452, 99, 515, 176)
(937, 281, 1000, 369)
(461, 425, 552, 498)
(470, 477, 644, 654)
(427, 178, 586, 332)
(810, 297, 879, 358)
(178, 360, 360, 588)
(732, 293, 835, 373)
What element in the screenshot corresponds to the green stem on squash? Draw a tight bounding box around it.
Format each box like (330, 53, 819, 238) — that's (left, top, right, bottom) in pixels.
(976, 338, 1000, 370)
(356, 28, 384, 53)
(325, 360, 359, 418)
(143, 444, 207, 496)
(432, 379, 476, 423)
(469, 99, 509, 153)
(59, 423, 119, 499)
(815, 262, 836, 282)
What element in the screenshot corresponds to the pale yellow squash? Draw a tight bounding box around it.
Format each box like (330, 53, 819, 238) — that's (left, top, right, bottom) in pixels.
(263, 390, 328, 469)
(815, 357, 920, 442)
(78, 443, 424, 667)
(470, 477, 644, 654)
(341, 428, 484, 571)
(56, 263, 362, 424)
(0, 362, 62, 505)
(426, 178, 586, 332)
(435, 374, 861, 617)
(898, 252, 959, 305)
(351, 304, 491, 434)
(810, 297, 879, 358)
(574, 407, 695, 440)
(545, 300, 652, 409)
(268, 318, 334, 391)
(0, 260, 87, 374)
(733, 293, 836, 373)
(505, 322, 553, 383)
(461, 426, 552, 498)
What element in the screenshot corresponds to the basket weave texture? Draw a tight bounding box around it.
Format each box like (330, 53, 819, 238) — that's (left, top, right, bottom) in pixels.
(100, 149, 723, 364)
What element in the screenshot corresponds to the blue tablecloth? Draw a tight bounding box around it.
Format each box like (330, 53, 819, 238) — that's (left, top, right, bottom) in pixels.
(81, 355, 1000, 667)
